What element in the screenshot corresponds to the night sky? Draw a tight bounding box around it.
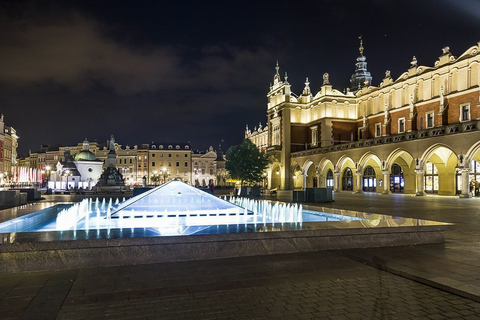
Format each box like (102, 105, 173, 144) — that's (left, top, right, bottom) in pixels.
(1, 0, 480, 155)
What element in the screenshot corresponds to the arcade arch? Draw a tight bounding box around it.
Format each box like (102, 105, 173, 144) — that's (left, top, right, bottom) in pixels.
(358, 153, 382, 193)
(318, 158, 335, 188)
(420, 145, 458, 195)
(336, 156, 356, 192)
(385, 149, 416, 194)
(270, 163, 281, 190)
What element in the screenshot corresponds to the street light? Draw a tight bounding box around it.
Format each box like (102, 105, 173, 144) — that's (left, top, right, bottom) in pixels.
(64, 169, 71, 191)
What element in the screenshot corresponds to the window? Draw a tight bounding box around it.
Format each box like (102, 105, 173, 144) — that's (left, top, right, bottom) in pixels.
(168, 161, 172, 167)
(426, 112, 434, 128)
(375, 123, 381, 137)
(184, 170, 188, 176)
(130, 159, 132, 164)
(176, 145, 180, 149)
(398, 118, 405, 133)
(168, 145, 173, 149)
(176, 154, 179, 157)
(210, 169, 214, 175)
(184, 161, 188, 167)
(460, 104, 470, 122)
(168, 154, 172, 157)
(152, 154, 155, 157)
(176, 162, 179, 167)
(185, 154, 188, 157)
(202, 169, 205, 175)
(152, 162, 155, 167)
(160, 154, 163, 157)
(185, 145, 190, 149)
(326, 169, 334, 188)
(152, 145, 156, 149)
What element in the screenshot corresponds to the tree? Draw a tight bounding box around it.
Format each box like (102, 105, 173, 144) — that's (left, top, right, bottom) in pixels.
(150, 173, 161, 186)
(226, 139, 269, 186)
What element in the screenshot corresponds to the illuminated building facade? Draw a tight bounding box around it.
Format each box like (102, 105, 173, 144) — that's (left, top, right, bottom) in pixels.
(192, 146, 226, 187)
(247, 41, 480, 197)
(138, 142, 192, 185)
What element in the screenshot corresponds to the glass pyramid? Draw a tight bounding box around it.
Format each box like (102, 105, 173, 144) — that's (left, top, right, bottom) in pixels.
(111, 180, 244, 216)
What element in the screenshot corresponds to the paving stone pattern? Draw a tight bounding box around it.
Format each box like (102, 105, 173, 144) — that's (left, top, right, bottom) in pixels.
(0, 251, 479, 319)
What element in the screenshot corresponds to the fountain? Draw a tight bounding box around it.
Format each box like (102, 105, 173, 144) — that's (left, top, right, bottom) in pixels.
(0, 180, 453, 273)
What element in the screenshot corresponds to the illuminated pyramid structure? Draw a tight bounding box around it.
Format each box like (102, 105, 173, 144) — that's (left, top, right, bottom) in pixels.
(111, 180, 246, 217)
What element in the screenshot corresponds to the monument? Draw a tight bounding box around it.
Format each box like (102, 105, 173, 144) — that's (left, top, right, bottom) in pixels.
(94, 135, 126, 192)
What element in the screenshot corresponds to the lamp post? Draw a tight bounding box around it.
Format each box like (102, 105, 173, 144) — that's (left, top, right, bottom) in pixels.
(64, 169, 71, 191)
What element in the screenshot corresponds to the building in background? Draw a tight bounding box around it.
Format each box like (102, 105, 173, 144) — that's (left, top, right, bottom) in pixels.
(192, 146, 226, 187)
(247, 40, 480, 197)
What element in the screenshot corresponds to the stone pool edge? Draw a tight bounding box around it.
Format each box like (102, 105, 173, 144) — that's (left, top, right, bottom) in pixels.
(0, 223, 454, 273)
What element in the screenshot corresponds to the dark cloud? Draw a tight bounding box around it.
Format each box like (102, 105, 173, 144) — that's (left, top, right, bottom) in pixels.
(1, 0, 479, 155)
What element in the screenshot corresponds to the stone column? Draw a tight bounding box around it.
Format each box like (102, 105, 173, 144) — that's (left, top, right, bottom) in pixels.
(415, 169, 425, 196)
(356, 172, 364, 193)
(334, 172, 341, 192)
(382, 170, 390, 194)
(302, 171, 307, 190)
(460, 168, 471, 198)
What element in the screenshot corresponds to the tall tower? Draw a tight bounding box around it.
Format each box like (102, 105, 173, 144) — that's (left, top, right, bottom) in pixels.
(350, 36, 372, 92)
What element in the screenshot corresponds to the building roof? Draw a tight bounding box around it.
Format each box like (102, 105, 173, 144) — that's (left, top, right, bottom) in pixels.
(74, 150, 98, 161)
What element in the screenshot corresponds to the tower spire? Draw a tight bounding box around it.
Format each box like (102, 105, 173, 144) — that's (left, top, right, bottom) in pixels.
(359, 35, 364, 56)
(350, 36, 372, 92)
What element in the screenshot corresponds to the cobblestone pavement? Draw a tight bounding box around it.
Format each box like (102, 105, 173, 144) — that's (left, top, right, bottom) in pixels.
(1, 193, 480, 319)
(1, 252, 480, 320)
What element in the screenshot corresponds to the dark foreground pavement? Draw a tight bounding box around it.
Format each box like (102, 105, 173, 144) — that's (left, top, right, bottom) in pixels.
(1, 192, 480, 319)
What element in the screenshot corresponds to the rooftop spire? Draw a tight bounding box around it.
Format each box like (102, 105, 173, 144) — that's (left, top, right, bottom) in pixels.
(359, 35, 364, 56)
(273, 61, 282, 85)
(350, 36, 372, 92)
(302, 77, 311, 96)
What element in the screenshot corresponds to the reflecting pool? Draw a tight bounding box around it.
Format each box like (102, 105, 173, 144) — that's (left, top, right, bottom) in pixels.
(0, 181, 363, 236)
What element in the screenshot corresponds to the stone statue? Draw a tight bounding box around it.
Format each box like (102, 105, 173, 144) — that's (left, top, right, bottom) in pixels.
(385, 70, 391, 79)
(109, 135, 115, 151)
(410, 56, 417, 68)
(323, 73, 330, 86)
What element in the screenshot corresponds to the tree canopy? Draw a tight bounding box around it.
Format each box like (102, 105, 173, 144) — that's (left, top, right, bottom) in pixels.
(225, 139, 269, 186)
